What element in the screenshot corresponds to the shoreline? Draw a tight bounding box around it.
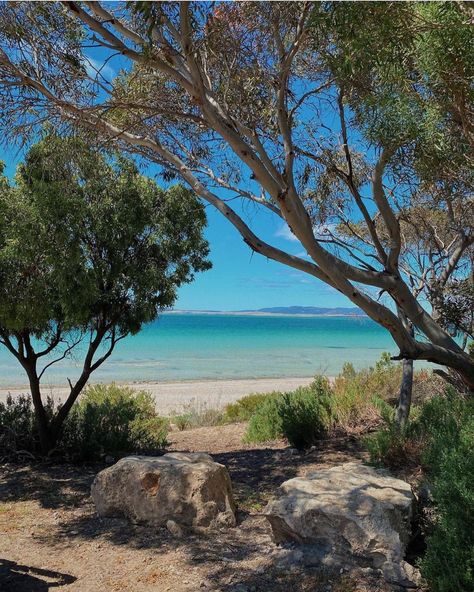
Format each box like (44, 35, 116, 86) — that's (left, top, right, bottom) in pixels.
(0, 376, 321, 415)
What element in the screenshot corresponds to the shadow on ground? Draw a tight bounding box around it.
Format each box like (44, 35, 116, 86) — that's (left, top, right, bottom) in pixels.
(0, 463, 101, 510)
(0, 436, 379, 591)
(0, 559, 76, 591)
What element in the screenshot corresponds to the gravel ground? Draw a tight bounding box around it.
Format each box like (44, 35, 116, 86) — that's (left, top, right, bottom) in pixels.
(0, 424, 399, 592)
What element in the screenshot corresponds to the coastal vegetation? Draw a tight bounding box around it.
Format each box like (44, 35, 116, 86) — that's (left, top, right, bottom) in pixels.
(0, 384, 169, 461)
(0, 135, 210, 454)
(0, 2, 472, 592)
(0, 2, 472, 409)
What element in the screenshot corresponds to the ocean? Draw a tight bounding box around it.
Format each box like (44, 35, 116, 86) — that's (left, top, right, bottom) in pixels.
(0, 313, 398, 387)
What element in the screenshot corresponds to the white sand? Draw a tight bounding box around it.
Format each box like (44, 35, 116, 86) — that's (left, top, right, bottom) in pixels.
(0, 376, 318, 415)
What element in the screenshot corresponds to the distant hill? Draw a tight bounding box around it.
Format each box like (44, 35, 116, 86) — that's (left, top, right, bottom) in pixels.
(239, 306, 366, 316)
(168, 306, 366, 316)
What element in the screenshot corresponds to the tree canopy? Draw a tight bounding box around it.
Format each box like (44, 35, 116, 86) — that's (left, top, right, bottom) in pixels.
(0, 134, 211, 452)
(0, 2, 472, 388)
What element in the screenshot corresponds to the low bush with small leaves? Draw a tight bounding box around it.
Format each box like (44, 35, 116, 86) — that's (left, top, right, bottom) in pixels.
(365, 389, 474, 592)
(278, 377, 332, 449)
(244, 394, 283, 444)
(0, 394, 56, 456)
(0, 384, 169, 460)
(66, 384, 169, 459)
(224, 392, 277, 423)
(244, 377, 332, 448)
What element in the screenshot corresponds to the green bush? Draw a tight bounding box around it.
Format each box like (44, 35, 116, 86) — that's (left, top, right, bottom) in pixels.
(0, 394, 56, 455)
(66, 384, 169, 459)
(365, 389, 474, 592)
(244, 377, 332, 447)
(278, 377, 332, 449)
(244, 394, 283, 443)
(0, 384, 169, 460)
(173, 414, 193, 431)
(224, 392, 277, 422)
(416, 393, 474, 592)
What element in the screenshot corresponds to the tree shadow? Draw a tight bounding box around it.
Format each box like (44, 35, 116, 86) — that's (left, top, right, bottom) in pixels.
(0, 559, 76, 591)
(1, 436, 378, 591)
(0, 462, 100, 510)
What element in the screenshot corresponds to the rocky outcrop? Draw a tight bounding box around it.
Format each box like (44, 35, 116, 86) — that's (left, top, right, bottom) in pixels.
(264, 462, 418, 587)
(91, 452, 236, 529)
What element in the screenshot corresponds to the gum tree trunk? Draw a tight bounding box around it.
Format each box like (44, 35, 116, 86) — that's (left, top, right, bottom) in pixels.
(395, 358, 414, 430)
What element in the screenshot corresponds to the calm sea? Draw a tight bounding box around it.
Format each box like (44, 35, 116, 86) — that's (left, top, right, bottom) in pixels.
(0, 313, 399, 387)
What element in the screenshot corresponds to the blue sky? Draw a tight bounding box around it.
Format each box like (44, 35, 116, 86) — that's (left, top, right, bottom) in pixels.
(2, 142, 353, 312)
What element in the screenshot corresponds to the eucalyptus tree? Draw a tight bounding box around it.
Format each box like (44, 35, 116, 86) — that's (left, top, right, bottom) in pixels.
(316, 1, 474, 419)
(0, 2, 472, 391)
(0, 135, 210, 453)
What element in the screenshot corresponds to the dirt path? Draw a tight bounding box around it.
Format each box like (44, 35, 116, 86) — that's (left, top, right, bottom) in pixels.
(0, 424, 393, 592)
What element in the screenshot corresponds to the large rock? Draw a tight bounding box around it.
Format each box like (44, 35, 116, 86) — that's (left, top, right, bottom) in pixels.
(265, 462, 417, 585)
(91, 452, 236, 529)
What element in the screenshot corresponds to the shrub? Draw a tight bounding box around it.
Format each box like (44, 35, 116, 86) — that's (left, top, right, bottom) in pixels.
(331, 354, 442, 433)
(170, 400, 226, 430)
(278, 377, 332, 449)
(66, 384, 169, 459)
(224, 392, 276, 422)
(173, 414, 193, 431)
(0, 384, 169, 460)
(0, 394, 56, 455)
(244, 377, 332, 447)
(364, 418, 423, 470)
(417, 393, 474, 592)
(244, 394, 283, 443)
(331, 355, 400, 431)
(365, 389, 474, 592)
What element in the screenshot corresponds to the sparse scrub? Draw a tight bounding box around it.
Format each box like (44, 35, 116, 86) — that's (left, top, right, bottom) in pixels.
(173, 414, 193, 431)
(170, 400, 226, 431)
(331, 355, 400, 431)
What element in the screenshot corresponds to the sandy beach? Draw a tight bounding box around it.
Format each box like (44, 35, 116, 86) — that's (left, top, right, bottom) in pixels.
(0, 376, 317, 415)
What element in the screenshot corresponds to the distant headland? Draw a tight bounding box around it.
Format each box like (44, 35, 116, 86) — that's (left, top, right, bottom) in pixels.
(166, 306, 366, 317)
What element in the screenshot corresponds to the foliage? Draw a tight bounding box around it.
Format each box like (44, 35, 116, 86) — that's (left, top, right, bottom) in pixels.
(419, 404, 474, 592)
(243, 355, 441, 445)
(278, 378, 332, 449)
(365, 389, 474, 592)
(332, 356, 399, 431)
(170, 400, 226, 431)
(244, 395, 283, 444)
(173, 414, 193, 431)
(0, 135, 210, 453)
(0, 3, 472, 386)
(0, 394, 55, 455)
(66, 384, 169, 460)
(224, 392, 277, 423)
(244, 378, 331, 448)
(0, 385, 169, 460)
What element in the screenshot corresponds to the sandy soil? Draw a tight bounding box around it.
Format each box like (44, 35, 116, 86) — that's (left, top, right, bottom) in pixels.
(0, 424, 399, 592)
(0, 377, 318, 415)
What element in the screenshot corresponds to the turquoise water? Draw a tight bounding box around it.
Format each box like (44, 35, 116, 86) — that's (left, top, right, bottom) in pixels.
(0, 313, 398, 386)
